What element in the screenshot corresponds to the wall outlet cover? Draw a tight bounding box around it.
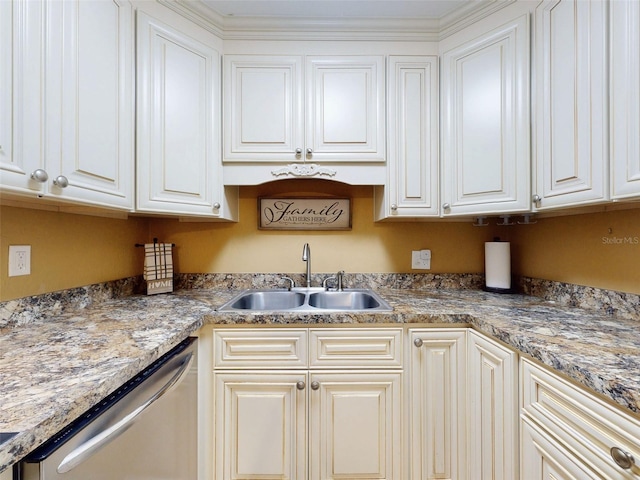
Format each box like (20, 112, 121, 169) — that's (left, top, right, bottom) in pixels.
(9, 245, 31, 277)
(411, 249, 431, 270)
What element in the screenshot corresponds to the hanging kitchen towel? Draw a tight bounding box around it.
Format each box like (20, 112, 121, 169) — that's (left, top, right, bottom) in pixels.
(143, 242, 174, 295)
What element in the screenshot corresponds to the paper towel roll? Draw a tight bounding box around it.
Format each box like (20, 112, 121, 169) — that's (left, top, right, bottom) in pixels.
(485, 241, 511, 291)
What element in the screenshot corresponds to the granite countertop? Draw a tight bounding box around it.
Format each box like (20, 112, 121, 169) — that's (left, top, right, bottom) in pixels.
(1, 286, 640, 473)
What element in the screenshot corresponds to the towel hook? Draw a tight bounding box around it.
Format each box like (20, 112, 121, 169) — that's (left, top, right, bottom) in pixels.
(473, 216, 489, 227)
(497, 215, 515, 226)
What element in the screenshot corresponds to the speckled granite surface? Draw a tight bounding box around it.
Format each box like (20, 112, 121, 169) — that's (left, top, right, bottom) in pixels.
(1, 273, 639, 473)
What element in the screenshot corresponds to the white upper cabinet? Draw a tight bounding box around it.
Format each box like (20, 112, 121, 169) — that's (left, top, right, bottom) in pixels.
(532, 0, 608, 211)
(0, 0, 15, 187)
(49, 0, 134, 210)
(374, 56, 439, 219)
(610, 0, 640, 201)
(224, 55, 303, 162)
(222, 53, 386, 185)
(440, 6, 530, 218)
(305, 56, 385, 163)
(0, 0, 134, 211)
(0, 0, 38, 195)
(136, 3, 237, 219)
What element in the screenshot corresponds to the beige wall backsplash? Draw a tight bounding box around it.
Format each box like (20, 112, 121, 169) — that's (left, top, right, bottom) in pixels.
(151, 182, 490, 276)
(2, 181, 639, 301)
(505, 207, 640, 295)
(0, 206, 149, 301)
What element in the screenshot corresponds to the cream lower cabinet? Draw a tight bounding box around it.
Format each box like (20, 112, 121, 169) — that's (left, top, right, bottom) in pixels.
(520, 358, 640, 480)
(467, 330, 518, 480)
(408, 328, 467, 480)
(210, 327, 403, 480)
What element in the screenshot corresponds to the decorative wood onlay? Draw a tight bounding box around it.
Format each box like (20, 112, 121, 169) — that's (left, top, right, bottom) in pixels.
(271, 164, 337, 179)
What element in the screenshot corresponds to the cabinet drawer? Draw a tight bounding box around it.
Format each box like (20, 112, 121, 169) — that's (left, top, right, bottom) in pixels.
(214, 329, 307, 369)
(521, 358, 640, 478)
(309, 328, 402, 368)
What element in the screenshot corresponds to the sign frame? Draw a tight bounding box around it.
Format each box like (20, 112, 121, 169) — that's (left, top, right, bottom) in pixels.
(258, 197, 352, 231)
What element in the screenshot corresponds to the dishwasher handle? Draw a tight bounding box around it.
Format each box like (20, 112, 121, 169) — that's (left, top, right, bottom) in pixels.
(56, 351, 195, 474)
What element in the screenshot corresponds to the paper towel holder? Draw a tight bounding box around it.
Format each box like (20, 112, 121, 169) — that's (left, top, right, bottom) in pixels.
(483, 238, 517, 294)
(483, 284, 518, 294)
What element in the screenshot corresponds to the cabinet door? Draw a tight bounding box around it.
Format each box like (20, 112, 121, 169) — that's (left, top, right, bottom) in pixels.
(306, 56, 385, 162)
(610, 0, 640, 200)
(375, 56, 439, 219)
(468, 331, 518, 480)
(46, 0, 133, 210)
(223, 55, 303, 162)
(136, 7, 231, 217)
(409, 329, 466, 480)
(214, 371, 307, 480)
(440, 11, 530, 217)
(521, 416, 600, 480)
(0, 0, 13, 188)
(0, 0, 46, 196)
(309, 371, 402, 480)
(533, 0, 608, 210)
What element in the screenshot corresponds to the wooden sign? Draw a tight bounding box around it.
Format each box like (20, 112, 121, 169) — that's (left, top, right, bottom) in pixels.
(259, 197, 351, 230)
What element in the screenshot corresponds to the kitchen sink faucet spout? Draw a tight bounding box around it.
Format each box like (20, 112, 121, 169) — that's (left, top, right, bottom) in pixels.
(302, 243, 311, 288)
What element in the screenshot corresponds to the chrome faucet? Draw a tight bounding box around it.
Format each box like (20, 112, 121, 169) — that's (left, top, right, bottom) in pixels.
(302, 243, 311, 288)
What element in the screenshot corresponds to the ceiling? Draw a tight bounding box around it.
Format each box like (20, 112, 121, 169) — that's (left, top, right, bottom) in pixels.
(200, 0, 475, 20)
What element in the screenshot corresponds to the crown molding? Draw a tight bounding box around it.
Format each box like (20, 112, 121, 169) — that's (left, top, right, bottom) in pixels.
(161, 0, 514, 42)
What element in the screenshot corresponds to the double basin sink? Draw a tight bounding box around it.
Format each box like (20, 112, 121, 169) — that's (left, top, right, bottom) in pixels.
(218, 287, 392, 313)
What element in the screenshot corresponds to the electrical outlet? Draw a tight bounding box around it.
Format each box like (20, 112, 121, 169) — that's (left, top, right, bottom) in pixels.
(9, 245, 31, 277)
(411, 249, 431, 270)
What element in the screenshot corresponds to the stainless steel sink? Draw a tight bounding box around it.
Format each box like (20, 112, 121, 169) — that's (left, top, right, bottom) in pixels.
(224, 290, 306, 311)
(218, 288, 392, 312)
(308, 290, 383, 310)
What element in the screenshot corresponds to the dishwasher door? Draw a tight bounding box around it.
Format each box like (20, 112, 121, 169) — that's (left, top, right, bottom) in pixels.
(20, 337, 197, 480)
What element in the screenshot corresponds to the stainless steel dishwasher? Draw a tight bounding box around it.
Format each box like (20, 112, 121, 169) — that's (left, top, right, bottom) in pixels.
(19, 337, 197, 480)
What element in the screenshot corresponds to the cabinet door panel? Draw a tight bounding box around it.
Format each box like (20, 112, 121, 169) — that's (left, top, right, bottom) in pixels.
(224, 55, 303, 161)
(441, 12, 530, 216)
(377, 56, 439, 218)
(0, 0, 45, 195)
(521, 416, 600, 480)
(136, 10, 221, 215)
(611, 0, 640, 200)
(0, 0, 14, 186)
(309, 371, 401, 480)
(306, 56, 385, 162)
(52, 0, 133, 209)
(409, 329, 466, 480)
(468, 331, 518, 480)
(533, 0, 608, 209)
(214, 372, 307, 480)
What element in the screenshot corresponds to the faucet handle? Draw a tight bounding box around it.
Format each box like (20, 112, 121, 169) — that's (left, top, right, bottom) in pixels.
(280, 276, 295, 290)
(323, 275, 338, 290)
(337, 270, 345, 291)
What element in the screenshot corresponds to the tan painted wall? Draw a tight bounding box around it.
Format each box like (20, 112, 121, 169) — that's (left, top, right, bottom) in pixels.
(2, 183, 639, 301)
(0, 206, 149, 301)
(150, 181, 491, 275)
(502, 207, 640, 295)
